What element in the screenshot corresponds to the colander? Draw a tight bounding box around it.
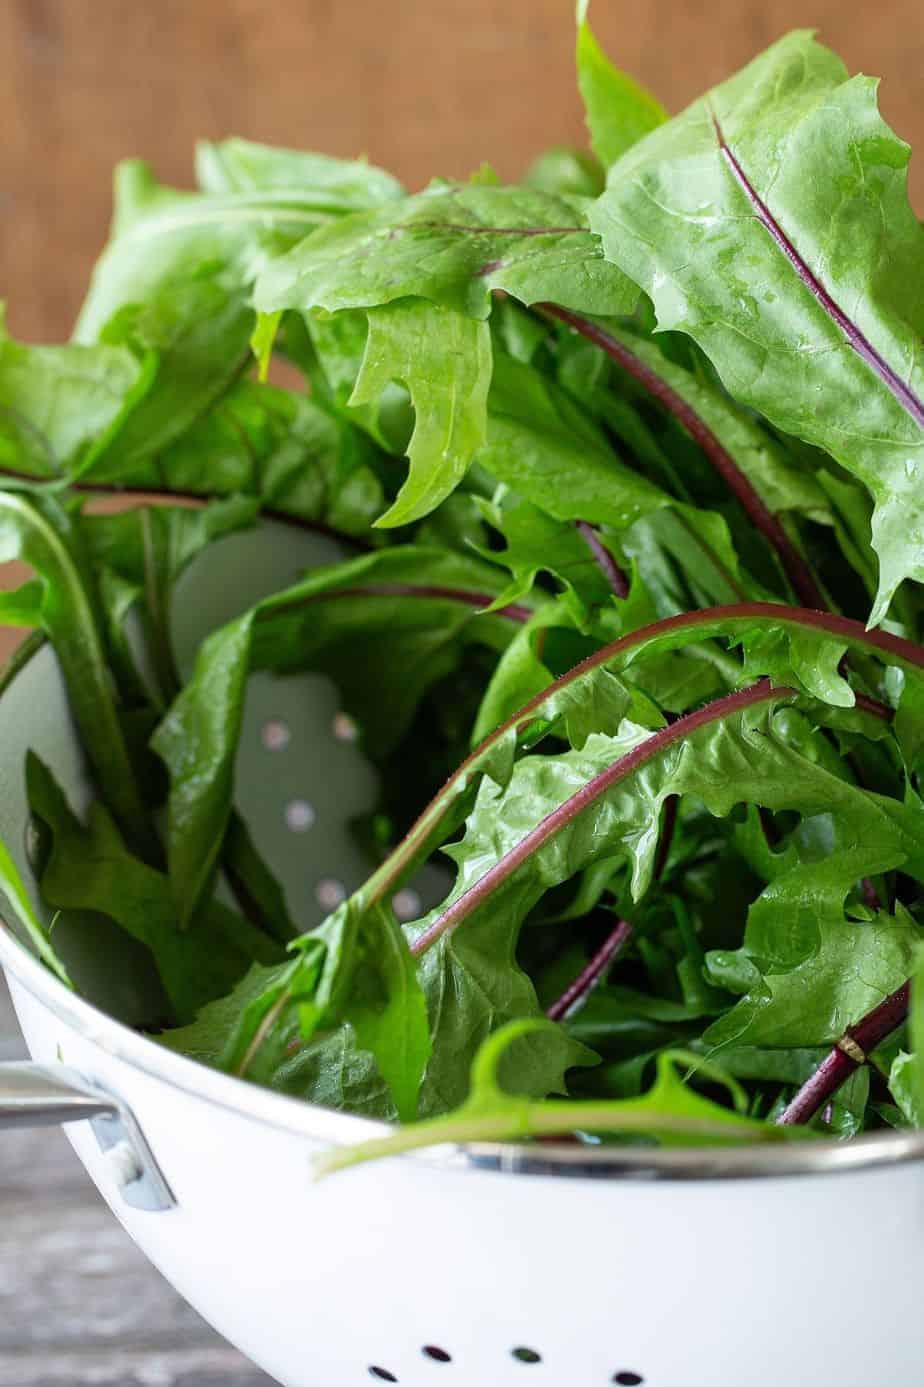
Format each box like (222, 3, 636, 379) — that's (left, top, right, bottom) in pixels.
(1, 520, 923, 1387)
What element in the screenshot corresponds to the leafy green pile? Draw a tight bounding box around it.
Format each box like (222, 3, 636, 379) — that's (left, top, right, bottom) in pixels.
(2, 13, 924, 1172)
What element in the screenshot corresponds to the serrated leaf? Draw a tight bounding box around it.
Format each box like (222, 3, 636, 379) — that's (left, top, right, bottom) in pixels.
(0, 308, 143, 478)
(349, 300, 492, 527)
(576, 2, 667, 168)
(591, 31, 924, 622)
(255, 182, 637, 321)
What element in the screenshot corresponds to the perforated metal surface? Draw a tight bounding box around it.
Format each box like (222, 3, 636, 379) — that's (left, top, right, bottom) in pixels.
(361, 1349, 645, 1383)
(171, 524, 446, 935)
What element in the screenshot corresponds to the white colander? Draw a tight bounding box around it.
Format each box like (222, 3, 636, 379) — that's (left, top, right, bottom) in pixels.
(1, 521, 923, 1387)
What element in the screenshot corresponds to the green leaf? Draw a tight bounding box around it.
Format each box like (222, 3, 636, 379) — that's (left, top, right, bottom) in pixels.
(314, 602, 924, 998)
(152, 546, 522, 922)
(27, 754, 280, 1022)
(523, 147, 603, 199)
(195, 138, 404, 209)
(0, 307, 143, 478)
(480, 353, 668, 531)
(314, 1022, 807, 1176)
(428, 693, 921, 947)
(349, 300, 492, 526)
(224, 885, 591, 1121)
(95, 567, 153, 709)
(581, 321, 833, 527)
(706, 893, 923, 1051)
(0, 826, 69, 983)
(470, 603, 568, 743)
(346, 903, 431, 1122)
(575, 2, 667, 167)
(475, 493, 622, 626)
(887, 1050, 921, 1127)
(255, 182, 637, 321)
(84, 495, 259, 584)
(83, 494, 261, 706)
(908, 947, 924, 1124)
(163, 899, 430, 1121)
(151, 612, 253, 925)
(0, 579, 45, 628)
(73, 160, 335, 477)
(250, 310, 281, 381)
(152, 380, 385, 538)
(0, 489, 152, 853)
(591, 31, 924, 622)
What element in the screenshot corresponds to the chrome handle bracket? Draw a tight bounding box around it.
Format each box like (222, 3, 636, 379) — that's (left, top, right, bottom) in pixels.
(0, 1061, 175, 1212)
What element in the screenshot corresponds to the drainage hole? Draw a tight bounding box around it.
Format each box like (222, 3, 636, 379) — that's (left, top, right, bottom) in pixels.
(422, 1345, 452, 1363)
(316, 877, 346, 910)
(284, 799, 316, 832)
(261, 719, 291, 751)
(333, 710, 359, 743)
(511, 1347, 542, 1364)
(613, 1375, 644, 1385)
(392, 888, 422, 921)
(368, 1369, 398, 1383)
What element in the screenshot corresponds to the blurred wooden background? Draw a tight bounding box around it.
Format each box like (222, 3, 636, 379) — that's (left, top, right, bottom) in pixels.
(1, 0, 922, 345)
(0, 4, 921, 1379)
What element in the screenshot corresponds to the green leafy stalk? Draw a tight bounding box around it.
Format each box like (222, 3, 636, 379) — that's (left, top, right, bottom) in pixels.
(410, 679, 792, 955)
(540, 306, 826, 609)
(575, 1, 668, 168)
(0, 833, 69, 983)
(590, 31, 924, 622)
(0, 490, 154, 854)
(315, 1019, 811, 1177)
(352, 602, 921, 918)
(152, 546, 525, 922)
(778, 979, 911, 1125)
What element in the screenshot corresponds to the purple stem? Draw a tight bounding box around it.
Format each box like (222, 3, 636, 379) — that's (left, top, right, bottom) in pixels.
(31, 478, 531, 623)
(411, 679, 791, 957)
(545, 789, 677, 1023)
(361, 602, 912, 919)
(271, 583, 531, 624)
(710, 110, 924, 431)
(777, 981, 911, 1125)
(539, 304, 827, 610)
(546, 919, 634, 1022)
(575, 520, 630, 598)
(0, 473, 375, 553)
(854, 691, 896, 722)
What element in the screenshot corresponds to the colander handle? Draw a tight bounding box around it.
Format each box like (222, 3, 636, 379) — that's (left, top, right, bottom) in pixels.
(0, 1060, 175, 1212)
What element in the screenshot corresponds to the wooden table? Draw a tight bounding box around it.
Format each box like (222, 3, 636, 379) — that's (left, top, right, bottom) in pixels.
(0, 977, 273, 1387)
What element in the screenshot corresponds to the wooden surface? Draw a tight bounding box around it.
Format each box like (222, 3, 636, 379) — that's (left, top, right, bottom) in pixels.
(0, 976, 274, 1386)
(1, 0, 921, 344)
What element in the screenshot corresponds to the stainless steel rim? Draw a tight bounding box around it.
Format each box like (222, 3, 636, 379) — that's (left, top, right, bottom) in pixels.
(4, 627, 924, 1184)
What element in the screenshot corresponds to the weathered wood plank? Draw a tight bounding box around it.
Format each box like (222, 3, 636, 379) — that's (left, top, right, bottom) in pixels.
(0, 0, 921, 347)
(0, 1344, 271, 1387)
(0, 975, 274, 1383)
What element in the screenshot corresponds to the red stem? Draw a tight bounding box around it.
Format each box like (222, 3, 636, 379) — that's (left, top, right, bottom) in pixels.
(539, 304, 826, 610)
(1, 472, 374, 552)
(411, 679, 791, 957)
(709, 110, 924, 430)
(269, 583, 531, 624)
(546, 919, 634, 1022)
(545, 792, 677, 1023)
(777, 981, 911, 1125)
(575, 521, 630, 598)
(371, 602, 909, 915)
